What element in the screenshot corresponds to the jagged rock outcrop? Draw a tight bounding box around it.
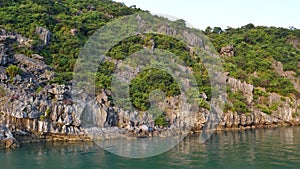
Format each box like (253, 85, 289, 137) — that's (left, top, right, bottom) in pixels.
(273, 61, 300, 92)
(35, 27, 51, 46)
(0, 29, 32, 66)
(0, 30, 84, 145)
(216, 75, 300, 130)
(287, 36, 300, 50)
(227, 77, 254, 103)
(2, 83, 83, 135)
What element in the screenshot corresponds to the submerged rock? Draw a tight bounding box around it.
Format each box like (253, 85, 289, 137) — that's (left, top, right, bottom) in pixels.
(0, 124, 19, 148)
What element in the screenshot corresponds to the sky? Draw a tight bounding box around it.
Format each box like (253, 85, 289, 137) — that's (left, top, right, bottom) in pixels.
(113, 0, 300, 30)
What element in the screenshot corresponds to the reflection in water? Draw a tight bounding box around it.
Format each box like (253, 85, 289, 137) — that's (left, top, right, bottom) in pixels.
(95, 136, 184, 158)
(0, 127, 300, 169)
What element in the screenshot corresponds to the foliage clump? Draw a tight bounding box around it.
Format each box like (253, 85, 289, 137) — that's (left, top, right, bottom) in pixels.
(6, 65, 21, 83)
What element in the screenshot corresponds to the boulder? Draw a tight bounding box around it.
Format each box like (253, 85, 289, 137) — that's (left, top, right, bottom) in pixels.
(0, 124, 19, 148)
(220, 45, 234, 57)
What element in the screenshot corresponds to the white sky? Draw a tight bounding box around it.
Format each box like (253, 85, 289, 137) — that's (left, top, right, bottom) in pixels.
(113, 0, 300, 30)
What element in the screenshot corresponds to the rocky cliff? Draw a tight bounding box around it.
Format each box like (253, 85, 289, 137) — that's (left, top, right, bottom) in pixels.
(1, 25, 300, 148)
(0, 30, 86, 147)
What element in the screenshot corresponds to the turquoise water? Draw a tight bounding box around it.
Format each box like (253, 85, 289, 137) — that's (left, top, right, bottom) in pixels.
(1, 126, 300, 169)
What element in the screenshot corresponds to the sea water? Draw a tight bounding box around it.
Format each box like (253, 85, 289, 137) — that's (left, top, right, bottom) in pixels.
(1, 126, 300, 169)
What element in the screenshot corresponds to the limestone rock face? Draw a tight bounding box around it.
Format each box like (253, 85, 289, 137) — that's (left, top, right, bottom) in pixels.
(1, 26, 300, 145)
(287, 36, 300, 49)
(227, 77, 254, 103)
(273, 61, 300, 92)
(215, 76, 300, 130)
(0, 48, 8, 66)
(0, 30, 15, 66)
(155, 22, 205, 48)
(35, 27, 51, 45)
(0, 29, 32, 66)
(0, 30, 83, 140)
(2, 83, 83, 133)
(14, 54, 54, 83)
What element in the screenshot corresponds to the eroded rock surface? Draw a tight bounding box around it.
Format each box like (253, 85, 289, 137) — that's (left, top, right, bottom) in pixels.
(35, 27, 51, 46)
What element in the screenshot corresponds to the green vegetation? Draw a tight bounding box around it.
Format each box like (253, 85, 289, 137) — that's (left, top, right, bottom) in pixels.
(97, 33, 212, 111)
(256, 104, 272, 115)
(0, 1, 299, 116)
(292, 112, 299, 118)
(6, 65, 20, 77)
(269, 102, 280, 111)
(129, 69, 180, 110)
(35, 86, 43, 93)
(45, 109, 51, 118)
(255, 103, 280, 116)
(253, 88, 269, 100)
(227, 90, 251, 114)
(95, 61, 115, 91)
(0, 0, 139, 84)
(207, 25, 300, 97)
(39, 115, 45, 121)
(281, 97, 287, 102)
(6, 65, 21, 82)
(154, 114, 168, 127)
(0, 86, 6, 97)
(40, 109, 51, 121)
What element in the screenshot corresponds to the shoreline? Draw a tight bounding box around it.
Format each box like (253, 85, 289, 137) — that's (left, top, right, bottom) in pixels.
(15, 122, 300, 144)
(2, 123, 299, 149)
(2, 113, 300, 148)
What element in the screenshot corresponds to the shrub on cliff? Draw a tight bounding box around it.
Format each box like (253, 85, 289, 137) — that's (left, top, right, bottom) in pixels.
(6, 65, 21, 82)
